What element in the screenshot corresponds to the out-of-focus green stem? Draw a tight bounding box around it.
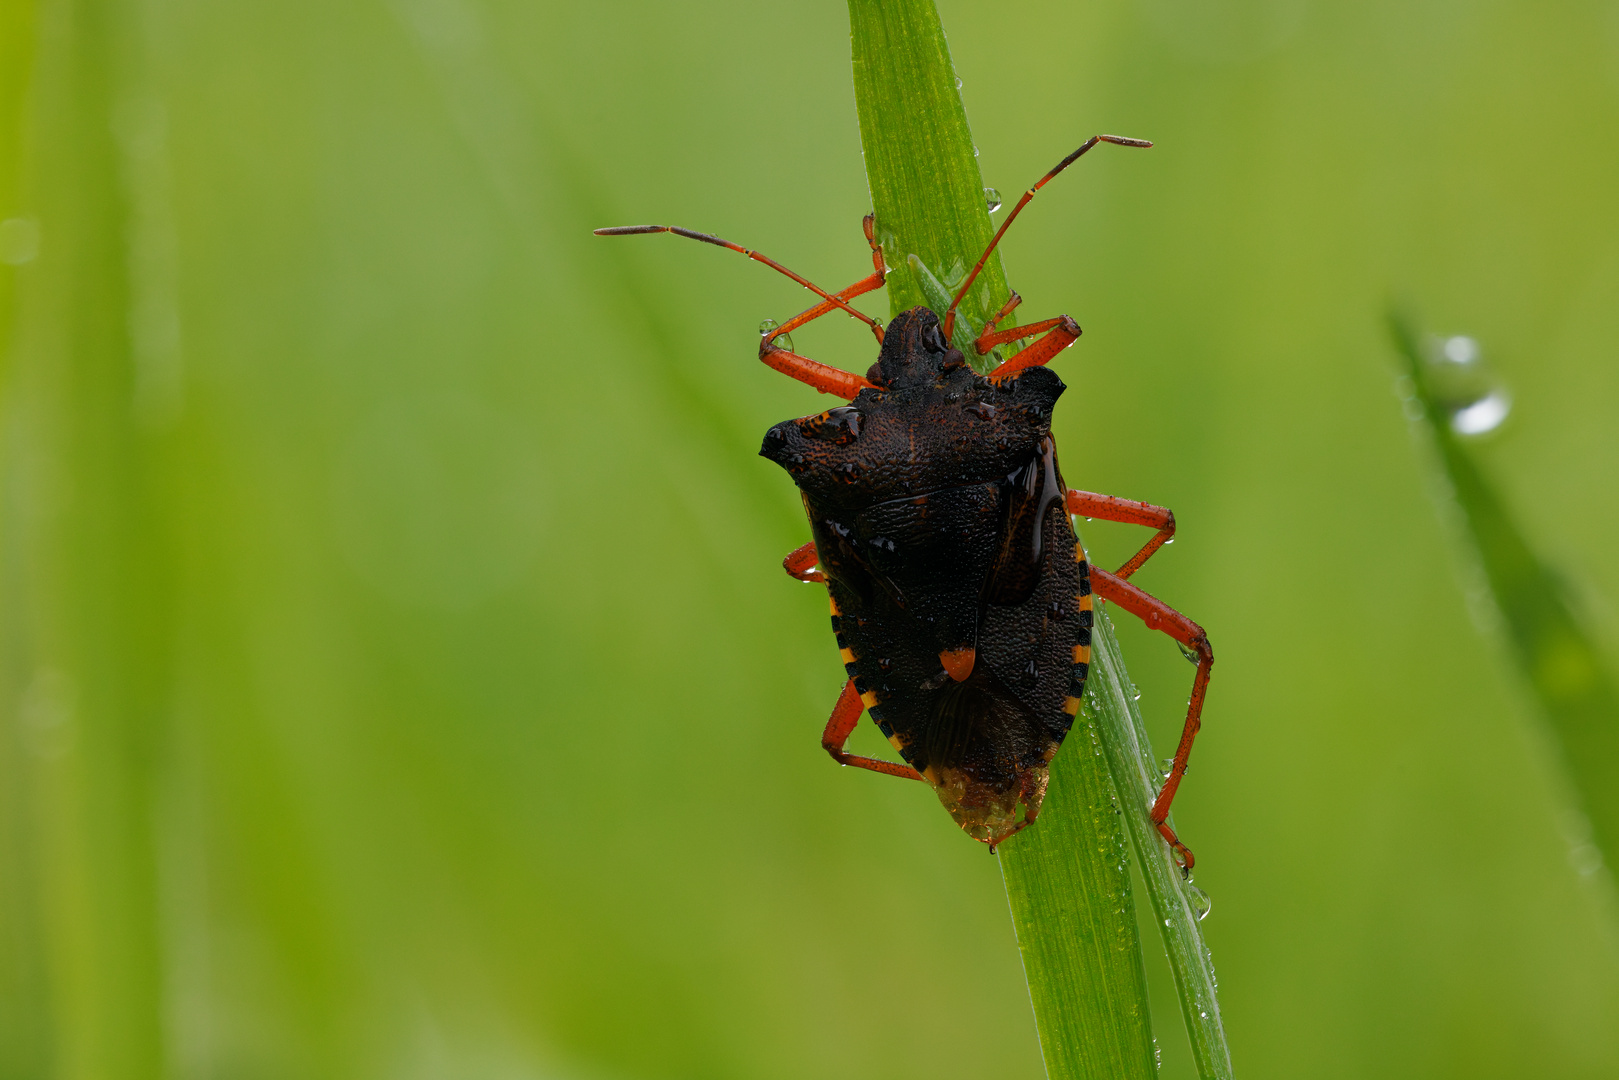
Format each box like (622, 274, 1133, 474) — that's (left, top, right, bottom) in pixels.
(1391, 314, 1619, 887)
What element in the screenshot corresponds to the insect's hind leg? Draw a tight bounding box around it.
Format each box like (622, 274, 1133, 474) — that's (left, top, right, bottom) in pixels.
(822, 679, 925, 782)
(1088, 565, 1213, 872)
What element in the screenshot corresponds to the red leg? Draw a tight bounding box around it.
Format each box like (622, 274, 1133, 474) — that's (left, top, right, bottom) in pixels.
(976, 313, 1071, 355)
(759, 215, 887, 399)
(596, 215, 886, 399)
(985, 316, 1083, 380)
(1089, 566, 1213, 872)
(759, 347, 877, 399)
(783, 541, 823, 583)
(1065, 490, 1176, 580)
(769, 213, 887, 344)
(822, 679, 926, 782)
(983, 290, 1023, 334)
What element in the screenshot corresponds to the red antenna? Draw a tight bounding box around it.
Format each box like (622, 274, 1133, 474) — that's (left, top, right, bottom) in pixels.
(595, 225, 884, 338)
(942, 134, 1151, 339)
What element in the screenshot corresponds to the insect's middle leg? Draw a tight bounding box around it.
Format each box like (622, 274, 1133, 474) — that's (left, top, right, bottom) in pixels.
(1065, 489, 1176, 580)
(821, 679, 926, 782)
(1088, 565, 1214, 872)
(782, 541, 823, 583)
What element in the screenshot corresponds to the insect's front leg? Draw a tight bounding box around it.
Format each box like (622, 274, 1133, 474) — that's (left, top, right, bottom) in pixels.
(759, 214, 889, 398)
(976, 312, 1083, 380)
(1088, 565, 1214, 872)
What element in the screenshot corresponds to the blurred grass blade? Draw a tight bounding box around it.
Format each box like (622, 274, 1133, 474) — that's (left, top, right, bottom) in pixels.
(1, 1, 175, 1075)
(1090, 601, 1234, 1079)
(1391, 314, 1619, 882)
(849, 2, 1233, 1076)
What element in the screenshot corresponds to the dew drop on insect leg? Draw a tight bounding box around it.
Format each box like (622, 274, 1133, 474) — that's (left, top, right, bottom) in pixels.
(1179, 641, 1199, 664)
(984, 187, 1002, 213)
(760, 319, 794, 353)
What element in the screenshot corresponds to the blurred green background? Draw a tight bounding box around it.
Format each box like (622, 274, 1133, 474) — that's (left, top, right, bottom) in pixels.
(4, 0, 1619, 1077)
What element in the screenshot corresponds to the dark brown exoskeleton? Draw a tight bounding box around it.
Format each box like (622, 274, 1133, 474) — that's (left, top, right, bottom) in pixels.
(598, 135, 1214, 864)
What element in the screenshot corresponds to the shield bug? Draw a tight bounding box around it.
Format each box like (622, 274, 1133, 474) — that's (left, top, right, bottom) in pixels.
(598, 135, 1213, 864)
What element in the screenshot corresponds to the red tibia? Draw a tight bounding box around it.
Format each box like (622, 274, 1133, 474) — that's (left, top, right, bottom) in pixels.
(1089, 565, 1213, 872)
(760, 344, 875, 399)
(986, 316, 1082, 380)
(984, 290, 1023, 334)
(770, 213, 889, 346)
(976, 314, 1070, 355)
(822, 679, 925, 782)
(1065, 490, 1176, 580)
(783, 541, 823, 583)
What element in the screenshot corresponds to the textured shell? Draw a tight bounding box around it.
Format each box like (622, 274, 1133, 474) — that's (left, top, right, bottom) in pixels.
(759, 307, 1088, 844)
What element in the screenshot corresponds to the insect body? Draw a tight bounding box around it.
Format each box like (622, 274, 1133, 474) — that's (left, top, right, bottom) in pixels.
(599, 135, 1213, 863)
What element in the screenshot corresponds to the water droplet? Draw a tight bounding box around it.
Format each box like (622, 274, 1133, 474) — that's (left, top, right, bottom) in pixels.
(972, 144, 980, 157)
(1160, 757, 1175, 780)
(1426, 334, 1512, 436)
(1178, 641, 1199, 664)
(984, 187, 1002, 212)
(954, 75, 963, 90)
(1450, 390, 1510, 435)
(1186, 883, 1212, 921)
(759, 318, 795, 352)
(1442, 335, 1479, 365)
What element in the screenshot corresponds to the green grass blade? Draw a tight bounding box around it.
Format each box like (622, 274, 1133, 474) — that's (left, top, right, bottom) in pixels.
(848, 2, 1236, 1076)
(847, 0, 1008, 374)
(1, 2, 175, 1074)
(1390, 314, 1619, 882)
(998, 710, 1155, 1079)
(1090, 601, 1234, 1079)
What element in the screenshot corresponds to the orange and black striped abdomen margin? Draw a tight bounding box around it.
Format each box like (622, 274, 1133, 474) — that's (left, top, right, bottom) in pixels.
(1060, 532, 1094, 731)
(829, 595, 910, 756)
